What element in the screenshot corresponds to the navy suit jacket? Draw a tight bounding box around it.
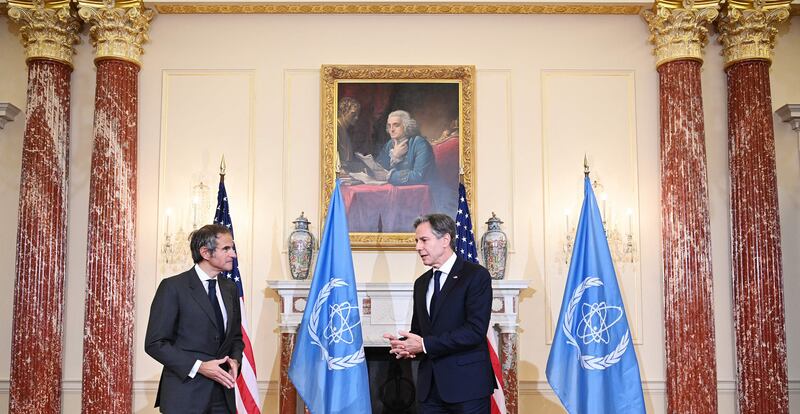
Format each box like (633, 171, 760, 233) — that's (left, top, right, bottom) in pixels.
(410, 255, 496, 403)
(145, 268, 244, 413)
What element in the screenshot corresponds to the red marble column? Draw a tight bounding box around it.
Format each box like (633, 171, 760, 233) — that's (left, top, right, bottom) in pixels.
(280, 332, 299, 414)
(81, 59, 140, 412)
(657, 59, 718, 413)
(726, 60, 788, 413)
(499, 331, 518, 414)
(8, 59, 72, 414)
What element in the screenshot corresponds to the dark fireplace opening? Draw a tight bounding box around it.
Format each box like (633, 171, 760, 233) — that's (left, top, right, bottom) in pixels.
(366, 347, 419, 414)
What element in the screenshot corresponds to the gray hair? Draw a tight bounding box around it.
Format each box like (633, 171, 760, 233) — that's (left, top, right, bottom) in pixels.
(189, 224, 232, 263)
(386, 110, 420, 137)
(414, 213, 456, 251)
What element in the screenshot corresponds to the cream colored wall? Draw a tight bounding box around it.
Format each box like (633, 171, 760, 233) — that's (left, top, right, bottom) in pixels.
(0, 12, 798, 414)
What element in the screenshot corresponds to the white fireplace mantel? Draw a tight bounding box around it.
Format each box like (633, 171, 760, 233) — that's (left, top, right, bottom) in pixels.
(268, 279, 529, 414)
(267, 279, 528, 347)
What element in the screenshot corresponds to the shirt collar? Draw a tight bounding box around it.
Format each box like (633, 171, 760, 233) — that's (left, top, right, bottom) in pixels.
(195, 263, 217, 283)
(434, 251, 457, 276)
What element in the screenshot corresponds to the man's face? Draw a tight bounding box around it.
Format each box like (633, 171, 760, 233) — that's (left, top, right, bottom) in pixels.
(415, 222, 451, 268)
(202, 233, 237, 274)
(343, 106, 359, 127)
(387, 116, 405, 140)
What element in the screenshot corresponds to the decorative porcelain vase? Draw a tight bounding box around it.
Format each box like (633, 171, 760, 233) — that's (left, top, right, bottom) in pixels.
(288, 212, 314, 280)
(480, 212, 507, 280)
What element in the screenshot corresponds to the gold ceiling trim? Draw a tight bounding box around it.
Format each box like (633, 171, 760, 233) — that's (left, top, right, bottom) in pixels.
(154, 2, 646, 15)
(5, 1, 797, 15)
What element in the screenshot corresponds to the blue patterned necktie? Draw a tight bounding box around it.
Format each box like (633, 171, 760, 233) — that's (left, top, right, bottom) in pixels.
(207, 279, 226, 340)
(429, 270, 442, 316)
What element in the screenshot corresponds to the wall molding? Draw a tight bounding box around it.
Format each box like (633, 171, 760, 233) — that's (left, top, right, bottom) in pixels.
(0, 379, 280, 394)
(517, 379, 799, 394)
(3, 379, 798, 393)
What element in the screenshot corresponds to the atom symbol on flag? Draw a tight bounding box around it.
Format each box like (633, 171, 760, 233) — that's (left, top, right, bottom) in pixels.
(577, 302, 624, 345)
(323, 301, 362, 345)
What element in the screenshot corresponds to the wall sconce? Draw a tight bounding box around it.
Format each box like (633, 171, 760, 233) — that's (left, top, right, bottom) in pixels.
(562, 179, 638, 266)
(159, 179, 212, 275)
(160, 207, 191, 275)
(191, 180, 211, 230)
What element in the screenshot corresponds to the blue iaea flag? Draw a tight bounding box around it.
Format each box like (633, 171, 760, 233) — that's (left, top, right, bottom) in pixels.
(546, 176, 645, 414)
(288, 180, 372, 414)
(455, 183, 479, 264)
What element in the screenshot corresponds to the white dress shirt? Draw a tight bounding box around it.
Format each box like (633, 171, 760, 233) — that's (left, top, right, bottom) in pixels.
(420, 252, 457, 354)
(426, 252, 457, 313)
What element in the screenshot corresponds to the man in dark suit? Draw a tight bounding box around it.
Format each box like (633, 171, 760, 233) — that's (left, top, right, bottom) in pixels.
(384, 213, 495, 413)
(145, 224, 244, 414)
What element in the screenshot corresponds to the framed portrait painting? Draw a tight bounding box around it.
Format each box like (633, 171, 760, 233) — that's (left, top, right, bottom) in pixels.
(320, 65, 476, 250)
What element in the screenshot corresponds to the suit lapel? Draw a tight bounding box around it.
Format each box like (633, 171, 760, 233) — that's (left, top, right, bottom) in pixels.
(431, 256, 465, 323)
(220, 276, 236, 336)
(187, 268, 222, 332)
(417, 269, 434, 322)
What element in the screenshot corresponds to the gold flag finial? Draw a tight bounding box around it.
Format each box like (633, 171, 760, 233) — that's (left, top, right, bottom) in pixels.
(584, 154, 590, 176)
(219, 155, 226, 176)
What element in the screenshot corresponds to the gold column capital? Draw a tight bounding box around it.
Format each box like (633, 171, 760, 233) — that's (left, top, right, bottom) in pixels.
(78, 0, 155, 67)
(717, 0, 791, 68)
(7, 0, 81, 67)
(642, 0, 719, 68)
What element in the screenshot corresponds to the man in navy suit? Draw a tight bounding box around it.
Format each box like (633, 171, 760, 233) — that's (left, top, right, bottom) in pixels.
(145, 224, 244, 413)
(384, 213, 495, 413)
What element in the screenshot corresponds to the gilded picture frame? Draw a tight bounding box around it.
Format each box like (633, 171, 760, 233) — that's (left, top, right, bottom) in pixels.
(320, 64, 476, 250)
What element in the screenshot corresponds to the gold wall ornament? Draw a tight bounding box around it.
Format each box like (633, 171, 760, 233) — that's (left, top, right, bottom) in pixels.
(154, 3, 644, 15)
(717, 0, 791, 68)
(642, 0, 719, 67)
(7, 0, 80, 67)
(78, 2, 155, 67)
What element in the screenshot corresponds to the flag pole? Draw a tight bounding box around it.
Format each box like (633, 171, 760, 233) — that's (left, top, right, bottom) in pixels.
(584, 154, 590, 177)
(219, 155, 226, 182)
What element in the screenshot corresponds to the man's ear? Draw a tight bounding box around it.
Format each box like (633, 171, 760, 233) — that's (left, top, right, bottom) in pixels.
(199, 246, 211, 261)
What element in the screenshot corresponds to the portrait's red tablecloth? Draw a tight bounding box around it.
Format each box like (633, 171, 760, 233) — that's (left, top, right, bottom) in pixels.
(341, 184, 432, 233)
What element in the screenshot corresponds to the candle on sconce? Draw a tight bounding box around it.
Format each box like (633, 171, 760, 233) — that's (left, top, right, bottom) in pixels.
(165, 208, 173, 234)
(191, 196, 200, 229)
(626, 208, 633, 234)
(600, 193, 608, 222)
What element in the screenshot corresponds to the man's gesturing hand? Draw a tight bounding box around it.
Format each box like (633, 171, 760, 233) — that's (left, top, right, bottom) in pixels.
(228, 358, 240, 382)
(199, 356, 236, 388)
(383, 331, 424, 359)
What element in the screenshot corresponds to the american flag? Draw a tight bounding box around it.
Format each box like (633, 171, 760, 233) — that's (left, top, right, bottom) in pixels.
(214, 175, 262, 414)
(454, 182, 507, 414)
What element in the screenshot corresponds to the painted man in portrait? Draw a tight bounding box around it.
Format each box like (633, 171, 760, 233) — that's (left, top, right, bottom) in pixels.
(376, 109, 436, 186)
(337, 96, 363, 174)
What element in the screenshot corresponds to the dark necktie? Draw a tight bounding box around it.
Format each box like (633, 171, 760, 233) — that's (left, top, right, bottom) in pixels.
(208, 279, 226, 340)
(429, 270, 442, 316)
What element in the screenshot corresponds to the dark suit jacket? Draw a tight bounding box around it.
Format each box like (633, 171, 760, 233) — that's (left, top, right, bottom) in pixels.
(410, 255, 495, 403)
(145, 267, 244, 414)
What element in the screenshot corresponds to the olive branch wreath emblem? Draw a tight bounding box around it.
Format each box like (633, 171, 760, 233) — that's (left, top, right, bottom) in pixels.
(562, 276, 630, 370)
(308, 278, 365, 370)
